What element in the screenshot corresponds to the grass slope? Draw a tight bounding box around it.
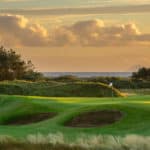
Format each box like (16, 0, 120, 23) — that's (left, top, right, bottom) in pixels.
(0, 80, 122, 97)
(0, 95, 150, 140)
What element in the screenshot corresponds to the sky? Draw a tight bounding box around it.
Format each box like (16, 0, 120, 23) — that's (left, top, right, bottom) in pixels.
(0, 0, 150, 72)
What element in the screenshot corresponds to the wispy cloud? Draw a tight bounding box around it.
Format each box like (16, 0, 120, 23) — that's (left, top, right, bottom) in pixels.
(0, 0, 32, 1)
(0, 4, 150, 16)
(1, 0, 150, 5)
(114, 0, 150, 4)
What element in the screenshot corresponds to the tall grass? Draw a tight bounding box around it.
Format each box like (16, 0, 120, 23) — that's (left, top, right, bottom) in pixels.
(0, 133, 150, 150)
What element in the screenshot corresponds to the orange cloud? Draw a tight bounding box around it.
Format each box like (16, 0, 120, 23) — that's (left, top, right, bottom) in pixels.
(0, 14, 49, 46)
(50, 20, 150, 46)
(0, 14, 150, 47)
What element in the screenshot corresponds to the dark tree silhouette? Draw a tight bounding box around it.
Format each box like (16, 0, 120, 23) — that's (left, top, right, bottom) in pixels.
(0, 46, 43, 81)
(132, 67, 150, 81)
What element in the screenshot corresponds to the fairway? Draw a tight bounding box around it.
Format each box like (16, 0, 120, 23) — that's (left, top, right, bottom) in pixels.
(0, 95, 150, 140)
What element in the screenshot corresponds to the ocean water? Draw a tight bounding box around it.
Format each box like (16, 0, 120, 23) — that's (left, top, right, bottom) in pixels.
(43, 72, 132, 78)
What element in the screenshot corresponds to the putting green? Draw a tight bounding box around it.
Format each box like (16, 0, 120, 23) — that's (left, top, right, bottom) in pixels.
(0, 95, 150, 140)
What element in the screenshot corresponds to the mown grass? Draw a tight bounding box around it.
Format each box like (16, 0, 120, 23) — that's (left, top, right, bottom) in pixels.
(0, 95, 150, 140)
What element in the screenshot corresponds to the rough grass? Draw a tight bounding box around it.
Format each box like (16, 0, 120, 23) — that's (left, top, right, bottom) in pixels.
(0, 133, 150, 150)
(0, 80, 122, 97)
(122, 89, 150, 96)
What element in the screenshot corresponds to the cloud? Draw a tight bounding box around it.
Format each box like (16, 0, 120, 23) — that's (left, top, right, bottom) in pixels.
(0, 14, 150, 47)
(50, 20, 150, 46)
(1, 4, 150, 16)
(0, 14, 49, 46)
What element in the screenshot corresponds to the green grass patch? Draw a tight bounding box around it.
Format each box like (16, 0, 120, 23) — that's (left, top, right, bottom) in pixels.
(0, 95, 149, 140)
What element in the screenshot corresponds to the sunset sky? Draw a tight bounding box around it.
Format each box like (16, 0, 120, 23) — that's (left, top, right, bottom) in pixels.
(0, 0, 150, 72)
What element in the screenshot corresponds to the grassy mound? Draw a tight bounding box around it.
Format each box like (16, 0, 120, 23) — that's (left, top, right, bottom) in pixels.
(0, 95, 150, 139)
(0, 80, 122, 97)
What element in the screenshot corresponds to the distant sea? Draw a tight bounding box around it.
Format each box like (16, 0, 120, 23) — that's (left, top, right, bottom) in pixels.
(43, 72, 132, 78)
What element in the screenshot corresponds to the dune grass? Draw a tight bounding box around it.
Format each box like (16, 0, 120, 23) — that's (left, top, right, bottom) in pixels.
(0, 133, 150, 150)
(0, 80, 122, 97)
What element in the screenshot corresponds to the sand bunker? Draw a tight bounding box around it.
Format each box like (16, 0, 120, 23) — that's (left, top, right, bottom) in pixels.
(65, 110, 123, 128)
(3, 112, 56, 125)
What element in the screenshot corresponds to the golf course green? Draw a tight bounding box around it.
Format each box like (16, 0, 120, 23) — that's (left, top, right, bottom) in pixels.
(0, 94, 150, 140)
